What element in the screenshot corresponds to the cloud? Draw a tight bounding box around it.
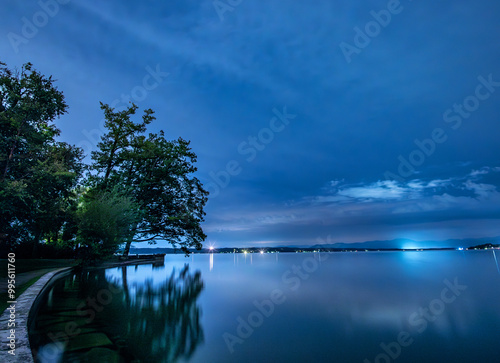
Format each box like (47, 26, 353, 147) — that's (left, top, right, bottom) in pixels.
(337, 180, 415, 201)
(329, 179, 344, 188)
(202, 167, 500, 245)
(425, 179, 453, 188)
(464, 181, 498, 199)
(468, 166, 500, 177)
(310, 178, 452, 204)
(4, 0, 500, 247)
(309, 167, 500, 206)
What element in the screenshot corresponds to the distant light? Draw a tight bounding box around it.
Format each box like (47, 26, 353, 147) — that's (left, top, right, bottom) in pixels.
(260, 250, 264, 254)
(458, 247, 464, 251)
(209, 246, 214, 251)
(243, 250, 247, 254)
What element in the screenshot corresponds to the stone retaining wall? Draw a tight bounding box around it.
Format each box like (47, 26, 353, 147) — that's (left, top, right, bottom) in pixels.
(0, 268, 73, 363)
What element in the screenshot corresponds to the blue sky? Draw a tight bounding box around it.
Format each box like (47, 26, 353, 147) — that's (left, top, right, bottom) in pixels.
(3, 0, 500, 247)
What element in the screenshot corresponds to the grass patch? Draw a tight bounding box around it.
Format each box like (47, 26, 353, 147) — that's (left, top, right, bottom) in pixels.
(0, 275, 43, 313)
(1, 259, 78, 314)
(1, 259, 78, 278)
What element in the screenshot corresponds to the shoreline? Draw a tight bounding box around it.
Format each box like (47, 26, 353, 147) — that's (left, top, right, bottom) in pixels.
(0, 267, 72, 363)
(0, 258, 165, 362)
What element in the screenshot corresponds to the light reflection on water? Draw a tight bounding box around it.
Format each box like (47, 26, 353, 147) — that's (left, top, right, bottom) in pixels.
(493, 250, 500, 274)
(29, 251, 500, 363)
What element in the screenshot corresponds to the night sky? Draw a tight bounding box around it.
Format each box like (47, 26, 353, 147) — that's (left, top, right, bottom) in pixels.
(3, 0, 500, 247)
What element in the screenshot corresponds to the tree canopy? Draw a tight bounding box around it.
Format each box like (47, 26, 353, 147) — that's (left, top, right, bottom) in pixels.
(0, 62, 83, 256)
(89, 103, 208, 255)
(0, 61, 208, 260)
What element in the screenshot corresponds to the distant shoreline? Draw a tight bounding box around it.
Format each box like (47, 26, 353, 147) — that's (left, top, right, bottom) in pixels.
(128, 243, 499, 255)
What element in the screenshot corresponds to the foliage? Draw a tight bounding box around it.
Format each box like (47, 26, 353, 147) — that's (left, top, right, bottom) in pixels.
(76, 188, 141, 261)
(90, 103, 208, 255)
(0, 61, 208, 259)
(0, 62, 83, 257)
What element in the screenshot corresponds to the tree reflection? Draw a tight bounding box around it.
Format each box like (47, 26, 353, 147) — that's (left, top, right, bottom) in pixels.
(30, 264, 204, 362)
(106, 264, 205, 362)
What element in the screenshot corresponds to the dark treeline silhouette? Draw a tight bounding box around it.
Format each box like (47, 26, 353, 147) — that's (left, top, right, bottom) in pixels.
(1, 61, 208, 261)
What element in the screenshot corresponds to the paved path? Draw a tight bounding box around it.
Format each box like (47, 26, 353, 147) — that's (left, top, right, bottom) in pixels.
(0, 268, 73, 363)
(0, 269, 57, 294)
(0, 258, 160, 362)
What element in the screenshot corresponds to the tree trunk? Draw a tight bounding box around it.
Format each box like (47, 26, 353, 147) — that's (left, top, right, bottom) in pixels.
(122, 235, 133, 257)
(2, 127, 21, 181)
(31, 230, 42, 258)
(122, 226, 137, 257)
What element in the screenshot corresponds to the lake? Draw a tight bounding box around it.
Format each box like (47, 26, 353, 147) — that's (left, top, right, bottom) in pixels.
(29, 250, 500, 362)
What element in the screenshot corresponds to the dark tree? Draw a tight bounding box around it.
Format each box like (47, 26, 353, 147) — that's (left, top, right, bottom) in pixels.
(0, 62, 83, 256)
(89, 103, 208, 256)
(76, 187, 141, 262)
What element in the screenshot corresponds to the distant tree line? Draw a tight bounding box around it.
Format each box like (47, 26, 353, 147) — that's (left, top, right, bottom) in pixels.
(0, 61, 208, 261)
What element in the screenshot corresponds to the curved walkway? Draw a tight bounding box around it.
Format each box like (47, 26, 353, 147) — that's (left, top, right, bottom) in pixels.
(0, 269, 59, 293)
(0, 268, 73, 363)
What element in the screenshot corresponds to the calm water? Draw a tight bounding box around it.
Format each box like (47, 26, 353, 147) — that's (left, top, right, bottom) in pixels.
(30, 250, 500, 362)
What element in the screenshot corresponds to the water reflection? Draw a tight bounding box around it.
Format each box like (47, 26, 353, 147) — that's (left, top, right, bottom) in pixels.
(29, 251, 500, 363)
(30, 264, 204, 362)
(493, 250, 500, 274)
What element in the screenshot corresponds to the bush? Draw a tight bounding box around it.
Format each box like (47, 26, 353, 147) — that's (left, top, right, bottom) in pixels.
(76, 188, 140, 262)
